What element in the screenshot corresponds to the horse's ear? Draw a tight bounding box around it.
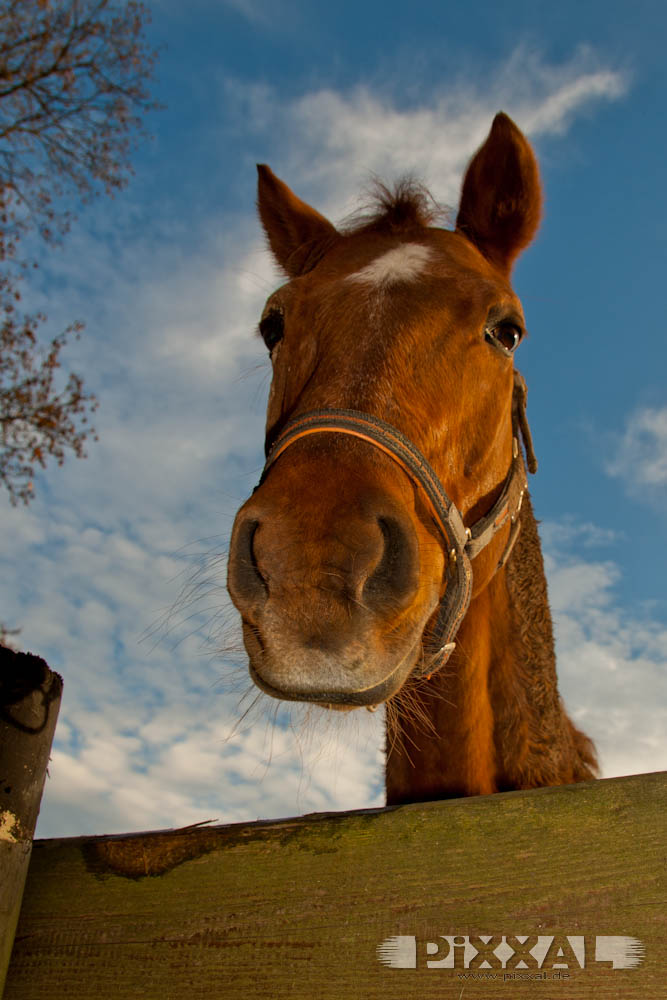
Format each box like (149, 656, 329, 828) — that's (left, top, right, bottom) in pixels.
(455, 113, 542, 275)
(257, 165, 338, 278)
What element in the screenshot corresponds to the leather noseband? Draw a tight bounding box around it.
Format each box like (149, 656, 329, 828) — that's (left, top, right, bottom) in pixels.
(260, 371, 537, 678)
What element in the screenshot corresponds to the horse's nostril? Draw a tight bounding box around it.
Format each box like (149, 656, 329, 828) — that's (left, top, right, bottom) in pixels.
(363, 515, 419, 611)
(228, 517, 267, 606)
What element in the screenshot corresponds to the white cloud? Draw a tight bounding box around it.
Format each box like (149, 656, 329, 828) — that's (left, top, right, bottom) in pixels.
(227, 47, 628, 217)
(539, 517, 620, 551)
(154, 0, 287, 28)
(43, 692, 385, 836)
(221, 0, 296, 27)
(606, 406, 667, 494)
(495, 45, 628, 134)
(544, 532, 667, 780)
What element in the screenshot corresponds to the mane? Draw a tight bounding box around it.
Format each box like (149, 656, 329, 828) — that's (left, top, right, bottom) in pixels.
(341, 177, 450, 236)
(497, 494, 598, 785)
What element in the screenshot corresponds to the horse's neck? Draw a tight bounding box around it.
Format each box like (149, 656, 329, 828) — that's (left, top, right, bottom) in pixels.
(385, 493, 597, 805)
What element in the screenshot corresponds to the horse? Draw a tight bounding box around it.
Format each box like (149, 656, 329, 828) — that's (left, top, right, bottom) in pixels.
(227, 112, 598, 805)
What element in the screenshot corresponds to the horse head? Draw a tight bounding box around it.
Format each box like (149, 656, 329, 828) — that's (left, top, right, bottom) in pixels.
(227, 113, 542, 713)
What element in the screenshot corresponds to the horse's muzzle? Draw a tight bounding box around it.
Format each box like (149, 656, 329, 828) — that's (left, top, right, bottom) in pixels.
(227, 479, 436, 706)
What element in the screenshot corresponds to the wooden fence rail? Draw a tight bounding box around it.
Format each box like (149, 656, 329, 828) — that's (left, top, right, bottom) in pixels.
(4, 769, 665, 999)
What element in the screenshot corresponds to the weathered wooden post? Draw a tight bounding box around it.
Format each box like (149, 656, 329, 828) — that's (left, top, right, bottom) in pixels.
(0, 646, 62, 997)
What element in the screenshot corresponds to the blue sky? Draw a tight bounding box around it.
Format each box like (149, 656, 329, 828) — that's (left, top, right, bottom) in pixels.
(2, 0, 666, 837)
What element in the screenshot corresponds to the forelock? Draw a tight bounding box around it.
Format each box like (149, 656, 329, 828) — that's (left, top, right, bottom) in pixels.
(342, 178, 449, 236)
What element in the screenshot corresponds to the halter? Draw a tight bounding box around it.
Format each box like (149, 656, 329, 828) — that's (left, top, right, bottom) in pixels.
(260, 371, 537, 679)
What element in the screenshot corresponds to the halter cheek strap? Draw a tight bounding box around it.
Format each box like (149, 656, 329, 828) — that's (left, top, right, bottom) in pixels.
(260, 370, 536, 678)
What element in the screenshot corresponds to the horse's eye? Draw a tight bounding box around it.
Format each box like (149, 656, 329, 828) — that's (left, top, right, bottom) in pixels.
(259, 309, 284, 354)
(485, 322, 522, 357)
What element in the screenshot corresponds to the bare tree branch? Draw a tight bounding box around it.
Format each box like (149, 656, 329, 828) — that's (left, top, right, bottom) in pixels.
(1, 300, 98, 504)
(0, 0, 160, 242)
(0, 0, 160, 504)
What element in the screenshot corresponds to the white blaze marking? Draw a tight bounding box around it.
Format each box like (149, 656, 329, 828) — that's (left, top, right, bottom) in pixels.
(348, 243, 433, 286)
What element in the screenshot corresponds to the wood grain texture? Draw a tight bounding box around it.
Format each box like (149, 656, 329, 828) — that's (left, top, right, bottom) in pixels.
(5, 771, 666, 999)
(0, 648, 62, 997)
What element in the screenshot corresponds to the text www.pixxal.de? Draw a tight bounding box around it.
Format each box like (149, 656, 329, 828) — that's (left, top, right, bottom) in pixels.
(458, 971, 572, 982)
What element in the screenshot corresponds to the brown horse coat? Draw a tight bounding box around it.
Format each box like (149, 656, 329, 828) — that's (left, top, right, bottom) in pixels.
(227, 113, 597, 804)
